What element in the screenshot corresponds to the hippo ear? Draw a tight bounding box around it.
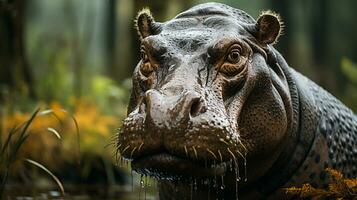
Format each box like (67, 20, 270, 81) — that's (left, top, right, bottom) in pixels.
(255, 11, 283, 45)
(135, 8, 161, 40)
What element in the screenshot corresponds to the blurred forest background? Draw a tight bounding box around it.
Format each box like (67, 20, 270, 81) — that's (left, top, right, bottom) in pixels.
(0, 0, 357, 199)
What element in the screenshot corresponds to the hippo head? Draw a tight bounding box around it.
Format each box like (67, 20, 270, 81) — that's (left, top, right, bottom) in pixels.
(118, 2, 293, 189)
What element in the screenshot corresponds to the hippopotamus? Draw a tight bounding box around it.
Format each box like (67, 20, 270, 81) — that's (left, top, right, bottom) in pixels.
(117, 2, 357, 199)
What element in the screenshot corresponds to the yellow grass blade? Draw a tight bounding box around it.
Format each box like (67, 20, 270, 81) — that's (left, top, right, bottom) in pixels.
(25, 159, 65, 195)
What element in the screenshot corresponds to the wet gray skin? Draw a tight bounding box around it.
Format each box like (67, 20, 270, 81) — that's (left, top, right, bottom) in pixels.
(117, 3, 357, 200)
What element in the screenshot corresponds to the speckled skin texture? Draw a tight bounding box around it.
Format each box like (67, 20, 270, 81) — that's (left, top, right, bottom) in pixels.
(280, 69, 357, 189)
(251, 52, 357, 199)
(117, 2, 357, 199)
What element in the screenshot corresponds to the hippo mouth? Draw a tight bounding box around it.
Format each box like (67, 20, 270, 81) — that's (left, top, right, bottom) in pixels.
(132, 152, 227, 180)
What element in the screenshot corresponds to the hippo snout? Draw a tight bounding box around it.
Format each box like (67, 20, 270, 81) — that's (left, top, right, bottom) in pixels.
(118, 83, 245, 179)
(142, 89, 206, 128)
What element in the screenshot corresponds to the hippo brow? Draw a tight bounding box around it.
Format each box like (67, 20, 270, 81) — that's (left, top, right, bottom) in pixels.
(175, 9, 230, 19)
(243, 38, 268, 60)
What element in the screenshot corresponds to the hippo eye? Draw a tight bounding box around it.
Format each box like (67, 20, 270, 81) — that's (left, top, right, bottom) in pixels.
(219, 45, 246, 76)
(227, 49, 241, 64)
(140, 48, 155, 76)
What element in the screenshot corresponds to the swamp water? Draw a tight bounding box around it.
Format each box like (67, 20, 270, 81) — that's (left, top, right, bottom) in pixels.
(2, 173, 158, 200)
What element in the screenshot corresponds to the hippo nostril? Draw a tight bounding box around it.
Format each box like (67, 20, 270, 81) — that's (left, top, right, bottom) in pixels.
(190, 98, 205, 117)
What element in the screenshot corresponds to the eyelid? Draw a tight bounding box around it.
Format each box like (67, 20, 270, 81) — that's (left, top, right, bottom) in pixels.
(208, 40, 243, 59)
(141, 40, 168, 61)
(227, 44, 242, 54)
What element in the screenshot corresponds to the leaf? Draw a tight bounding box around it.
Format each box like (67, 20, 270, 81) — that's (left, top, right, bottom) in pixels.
(1, 125, 19, 154)
(9, 134, 30, 163)
(25, 159, 65, 195)
(59, 109, 81, 164)
(41, 108, 80, 163)
(39, 109, 53, 116)
(47, 127, 62, 139)
(39, 109, 63, 125)
(19, 108, 40, 140)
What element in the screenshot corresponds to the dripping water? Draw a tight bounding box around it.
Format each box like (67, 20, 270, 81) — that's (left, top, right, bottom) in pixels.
(147, 177, 151, 187)
(229, 159, 233, 171)
(120, 157, 123, 167)
(220, 176, 225, 190)
(131, 170, 134, 192)
(190, 179, 193, 200)
(213, 160, 219, 197)
(235, 161, 239, 200)
(244, 158, 247, 182)
(144, 175, 147, 200)
(207, 179, 211, 200)
(139, 174, 144, 200)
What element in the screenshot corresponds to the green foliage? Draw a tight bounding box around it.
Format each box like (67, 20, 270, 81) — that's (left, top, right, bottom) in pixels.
(0, 109, 64, 198)
(90, 76, 131, 116)
(340, 58, 357, 112)
(341, 58, 357, 85)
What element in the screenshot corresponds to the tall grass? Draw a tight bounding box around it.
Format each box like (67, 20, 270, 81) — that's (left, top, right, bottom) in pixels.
(0, 109, 66, 198)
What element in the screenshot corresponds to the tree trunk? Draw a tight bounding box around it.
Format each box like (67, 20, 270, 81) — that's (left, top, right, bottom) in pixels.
(270, 0, 292, 60)
(106, 0, 117, 80)
(309, 0, 332, 86)
(0, 0, 36, 101)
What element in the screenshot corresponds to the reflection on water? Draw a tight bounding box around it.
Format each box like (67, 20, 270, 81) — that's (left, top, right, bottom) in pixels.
(4, 185, 157, 200)
(4, 174, 158, 200)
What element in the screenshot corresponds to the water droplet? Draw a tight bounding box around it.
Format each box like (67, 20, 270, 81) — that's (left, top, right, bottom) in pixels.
(194, 179, 198, 191)
(213, 161, 217, 188)
(139, 175, 143, 200)
(190, 180, 194, 200)
(140, 175, 144, 188)
(147, 178, 151, 187)
(220, 176, 225, 190)
(144, 176, 147, 200)
(235, 162, 240, 200)
(131, 170, 134, 192)
(244, 159, 248, 182)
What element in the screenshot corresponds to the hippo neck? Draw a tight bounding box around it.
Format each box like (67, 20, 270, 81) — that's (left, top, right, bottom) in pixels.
(239, 48, 318, 198)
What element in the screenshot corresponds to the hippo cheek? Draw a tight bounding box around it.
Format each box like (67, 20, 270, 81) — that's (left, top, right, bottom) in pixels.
(239, 86, 288, 157)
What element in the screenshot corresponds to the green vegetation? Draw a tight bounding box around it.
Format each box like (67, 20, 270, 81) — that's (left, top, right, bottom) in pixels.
(341, 58, 357, 111)
(0, 109, 64, 198)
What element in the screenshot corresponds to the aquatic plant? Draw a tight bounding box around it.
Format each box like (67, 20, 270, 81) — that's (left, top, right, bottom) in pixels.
(285, 168, 357, 199)
(0, 109, 65, 198)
